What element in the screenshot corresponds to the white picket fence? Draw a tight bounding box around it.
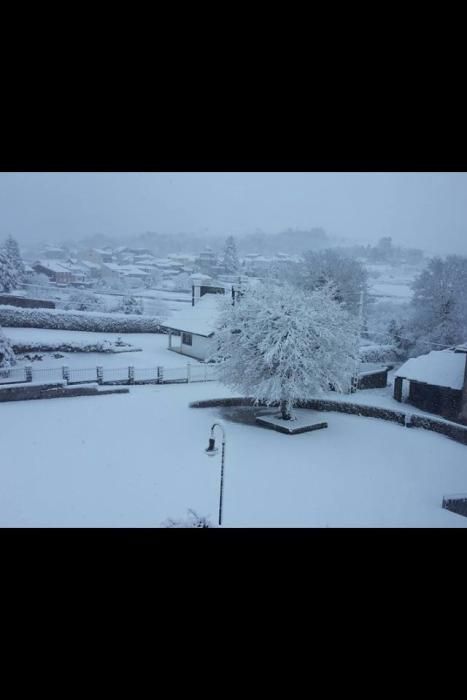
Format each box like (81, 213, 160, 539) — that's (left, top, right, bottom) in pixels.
(0, 362, 218, 386)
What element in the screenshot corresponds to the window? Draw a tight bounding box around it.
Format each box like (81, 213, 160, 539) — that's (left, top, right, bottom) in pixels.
(182, 332, 193, 346)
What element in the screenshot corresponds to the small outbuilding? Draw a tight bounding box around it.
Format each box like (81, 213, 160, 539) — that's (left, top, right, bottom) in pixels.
(394, 345, 467, 424)
(161, 275, 233, 361)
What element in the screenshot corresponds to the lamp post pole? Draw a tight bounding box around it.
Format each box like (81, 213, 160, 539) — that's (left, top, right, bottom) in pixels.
(206, 422, 226, 526)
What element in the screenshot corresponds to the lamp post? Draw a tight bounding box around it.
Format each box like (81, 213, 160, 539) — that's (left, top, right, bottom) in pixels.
(205, 422, 226, 526)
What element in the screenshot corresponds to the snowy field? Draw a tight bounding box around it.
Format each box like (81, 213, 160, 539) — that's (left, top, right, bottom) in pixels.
(365, 262, 422, 304)
(3, 327, 199, 370)
(1, 381, 466, 527)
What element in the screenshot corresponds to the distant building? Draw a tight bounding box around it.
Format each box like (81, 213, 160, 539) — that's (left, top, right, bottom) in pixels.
(195, 246, 223, 277)
(41, 246, 69, 260)
(80, 248, 113, 264)
(32, 260, 73, 285)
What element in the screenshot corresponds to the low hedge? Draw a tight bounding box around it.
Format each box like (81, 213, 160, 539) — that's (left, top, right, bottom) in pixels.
(0, 305, 163, 333)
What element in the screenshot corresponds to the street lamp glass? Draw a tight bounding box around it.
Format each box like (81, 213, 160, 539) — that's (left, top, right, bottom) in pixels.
(205, 437, 218, 456)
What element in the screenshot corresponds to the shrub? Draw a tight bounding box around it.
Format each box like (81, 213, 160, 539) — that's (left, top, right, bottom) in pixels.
(0, 305, 163, 333)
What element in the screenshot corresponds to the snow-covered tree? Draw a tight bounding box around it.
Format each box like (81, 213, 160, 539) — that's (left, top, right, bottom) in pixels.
(3, 236, 26, 280)
(0, 326, 15, 368)
(210, 281, 360, 420)
(0, 250, 19, 292)
(292, 249, 368, 315)
(63, 291, 106, 312)
(407, 255, 467, 355)
(222, 236, 240, 274)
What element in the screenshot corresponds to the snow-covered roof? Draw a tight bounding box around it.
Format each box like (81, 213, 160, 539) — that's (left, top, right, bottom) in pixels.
(102, 263, 150, 276)
(163, 293, 222, 337)
(33, 260, 71, 274)
(191, 273, 212, 282)
(395, 350, 466, 390)
(455, 342, 467, 353)
(81, 260, 102, 270)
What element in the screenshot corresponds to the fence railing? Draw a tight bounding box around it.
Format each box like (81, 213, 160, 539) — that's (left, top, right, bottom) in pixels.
(0, 363, 218, 387)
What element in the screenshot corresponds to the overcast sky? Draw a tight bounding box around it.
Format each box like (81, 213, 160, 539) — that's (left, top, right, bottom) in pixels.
(1, 172, 466, 254)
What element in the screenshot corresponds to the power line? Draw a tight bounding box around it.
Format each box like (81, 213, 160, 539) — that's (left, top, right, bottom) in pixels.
(362, 329, 463, 350)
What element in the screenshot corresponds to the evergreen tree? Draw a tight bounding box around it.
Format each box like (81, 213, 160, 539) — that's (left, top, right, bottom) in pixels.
(222, 236, 240, 274)
(0, 250, 19, 292)
(210, 281, 359, 420)
(4, 236, 26, 279)
(0, 326, 15, 368)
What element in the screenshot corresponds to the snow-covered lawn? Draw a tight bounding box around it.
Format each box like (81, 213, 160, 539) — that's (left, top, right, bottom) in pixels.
(3, 327, 197, 370)
(1, 382, 466, 527)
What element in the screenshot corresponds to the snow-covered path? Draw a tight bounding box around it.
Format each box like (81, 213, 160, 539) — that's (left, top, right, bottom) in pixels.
(1, 382, 466, 527)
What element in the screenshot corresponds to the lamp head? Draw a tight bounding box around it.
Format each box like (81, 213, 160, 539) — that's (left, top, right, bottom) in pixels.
(205, 437, 218, 456)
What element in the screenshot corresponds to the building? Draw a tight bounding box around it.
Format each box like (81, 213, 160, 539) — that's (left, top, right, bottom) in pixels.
(394, 345, 467, 424)
(195, 246, 223, 277)
(161, 274, 238, 360)
(100, 263, 151, 288)
(32, 260, 73, 285)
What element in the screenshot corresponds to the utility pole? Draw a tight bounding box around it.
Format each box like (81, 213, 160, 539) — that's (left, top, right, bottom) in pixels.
(351, 290, 365, 393)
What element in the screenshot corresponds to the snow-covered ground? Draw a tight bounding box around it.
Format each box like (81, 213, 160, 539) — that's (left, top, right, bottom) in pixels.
(365, 262, 422, 304)
(3, 327, 198, 369)
(1, 381, 466, 527)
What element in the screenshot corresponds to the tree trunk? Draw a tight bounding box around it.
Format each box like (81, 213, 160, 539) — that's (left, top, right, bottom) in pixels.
(280, 399, 292, 420)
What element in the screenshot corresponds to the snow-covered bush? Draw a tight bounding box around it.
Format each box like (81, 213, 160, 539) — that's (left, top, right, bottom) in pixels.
(0, 326, 16, 368)
(359, 344, 398, 363)
(162, 510, 214, 528)
(0, 305, 163, 333)
(61, 291, 106, 312)
(113, 296, 143, 315)
(11, 339, 128, 354)
(210, 281, 359, 420)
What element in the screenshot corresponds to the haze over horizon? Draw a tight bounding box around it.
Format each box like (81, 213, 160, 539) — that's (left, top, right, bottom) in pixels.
(1, 172, 466, 255)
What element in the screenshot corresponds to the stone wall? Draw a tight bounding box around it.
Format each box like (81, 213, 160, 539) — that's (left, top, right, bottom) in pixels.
(189, 397, 467, 446)
(357, 368, 389, 390)
(0, 295, 55, 309)
(0, 382, 129, 402)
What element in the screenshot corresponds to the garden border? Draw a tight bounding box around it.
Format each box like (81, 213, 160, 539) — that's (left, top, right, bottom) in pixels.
(189, 397, 467, 446)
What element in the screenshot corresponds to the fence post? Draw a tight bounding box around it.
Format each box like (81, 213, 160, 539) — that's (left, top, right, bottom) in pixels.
(97, 366, 103, 385)
(157, 366, 163, 384)
(128, 366, 135, 384)
(62, 365, 69, 383)
(187, 363, 191, 383)
(25, 365, 33, 382)
(204, 363, 207, 381)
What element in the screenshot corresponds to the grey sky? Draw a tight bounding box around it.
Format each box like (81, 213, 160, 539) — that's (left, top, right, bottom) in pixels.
(0, 172, 466, 254)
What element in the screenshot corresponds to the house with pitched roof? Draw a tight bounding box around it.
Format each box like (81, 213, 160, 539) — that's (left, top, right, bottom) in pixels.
(160, 274, 240, 361)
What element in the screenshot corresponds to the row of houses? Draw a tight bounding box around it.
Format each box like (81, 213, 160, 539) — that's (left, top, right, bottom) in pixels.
(29, 244, 302, 290)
